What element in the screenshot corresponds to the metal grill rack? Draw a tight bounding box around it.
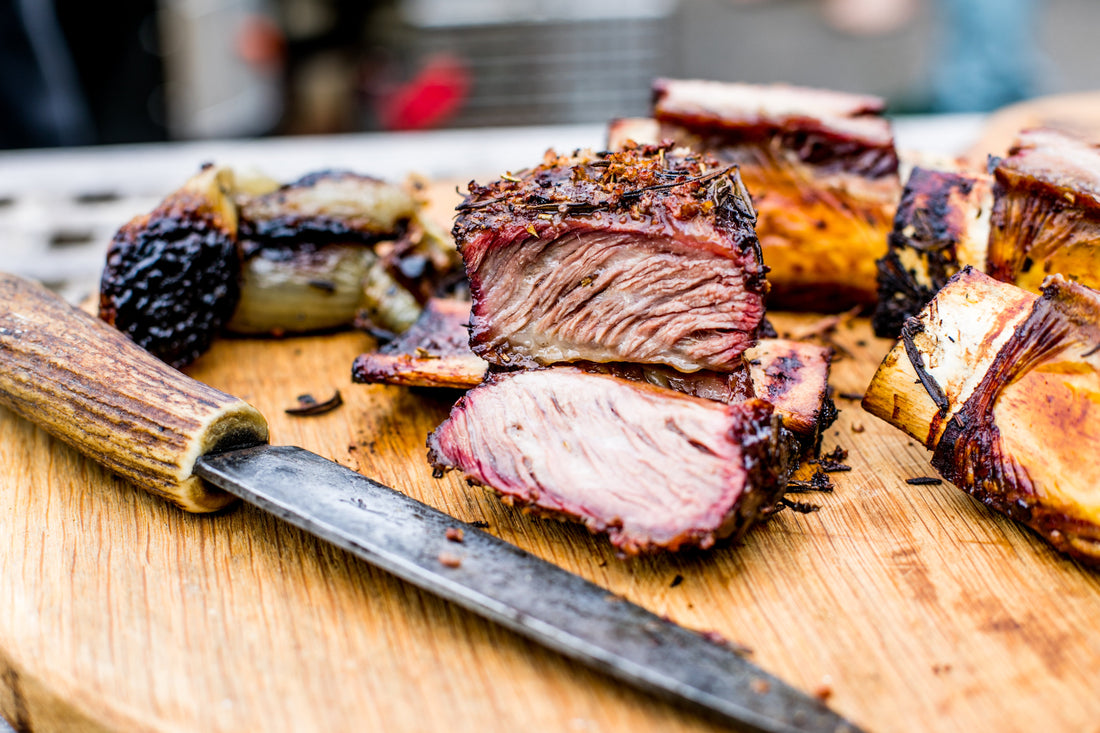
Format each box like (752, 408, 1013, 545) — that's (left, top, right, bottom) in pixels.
(396, 0, 680, 127)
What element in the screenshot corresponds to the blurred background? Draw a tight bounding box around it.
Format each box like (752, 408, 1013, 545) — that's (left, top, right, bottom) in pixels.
(1, 0, 1092, 149)
(3, 0, 1097, 301)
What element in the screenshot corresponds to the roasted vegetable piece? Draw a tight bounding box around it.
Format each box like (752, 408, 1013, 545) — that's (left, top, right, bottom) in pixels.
(987, 128, 1100, 292)
(609, 79, 902, 310)
(874, 128, 1100, 338)
(99, 165, 241, 368)
(236, 169, 418, 247)
(227, 244, 380, 335)
(863, 267, 1100, 565)
(454, 143, 767, 373)
(872, 167, 993, 337)
(101, 166, 459, 366)
(428, 368, 792, 555)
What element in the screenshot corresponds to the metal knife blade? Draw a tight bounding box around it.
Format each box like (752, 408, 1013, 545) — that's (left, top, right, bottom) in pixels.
(0, 271, 862, 733)
(195, 444, 858, 733)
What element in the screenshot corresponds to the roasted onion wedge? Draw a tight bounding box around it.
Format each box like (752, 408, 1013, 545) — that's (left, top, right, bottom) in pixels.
(863, 268, 1100, 564)
(872, 166, 993, 337)
(100, 165, 459, 366)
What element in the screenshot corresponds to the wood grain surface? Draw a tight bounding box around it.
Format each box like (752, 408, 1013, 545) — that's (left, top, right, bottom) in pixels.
(3, 174, 1100, 733)
(2, 312, 1100, 733)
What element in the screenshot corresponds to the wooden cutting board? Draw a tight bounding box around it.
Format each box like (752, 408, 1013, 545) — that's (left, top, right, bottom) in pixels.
(3, 219, 1100, 732)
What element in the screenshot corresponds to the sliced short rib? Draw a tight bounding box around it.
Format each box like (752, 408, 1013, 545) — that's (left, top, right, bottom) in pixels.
(453, 144, 767, 373)
(609, 79, 902, 310)
(428, 368, 790, 554)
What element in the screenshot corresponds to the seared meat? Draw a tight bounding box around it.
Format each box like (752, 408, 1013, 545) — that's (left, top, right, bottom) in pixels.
(353, 298, 832, 451)
(453, 143, 767, 373)
(987, 128, 1100, 293)
(872, 167, 993, 337)
(609, 79, 902, 310)
(99, 165, 241, 368)
(352, 298, 487, 389)
(863, 268, 1100, 565)
(428, 368, 791, 554)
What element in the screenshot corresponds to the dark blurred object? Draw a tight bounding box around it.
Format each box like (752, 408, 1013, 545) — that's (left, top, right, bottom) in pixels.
(0, 0, 166, 150)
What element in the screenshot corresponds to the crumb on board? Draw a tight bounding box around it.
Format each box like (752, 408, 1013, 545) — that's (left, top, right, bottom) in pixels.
(438, 551, 462, 568)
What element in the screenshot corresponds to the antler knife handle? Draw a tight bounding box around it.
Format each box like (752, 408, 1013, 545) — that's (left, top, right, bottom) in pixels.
(0, 272, 268, 512)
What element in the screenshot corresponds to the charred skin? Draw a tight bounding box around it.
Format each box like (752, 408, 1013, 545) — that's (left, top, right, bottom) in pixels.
(610, 79, 902, 311)
(864, 268, 1100, 565)
(454, 143, 767, 374)
(988, 130, 1100, 293)
(99, 165, 241, 369)
(428, 368, 792, 555)
(872, 167, 993, 337)
(236, 169, 417, 249)
(352, 297, 485, 389)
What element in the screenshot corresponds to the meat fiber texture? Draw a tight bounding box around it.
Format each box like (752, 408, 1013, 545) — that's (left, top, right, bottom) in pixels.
(453, 143, 767, 374)
(428, 368, 790, 555)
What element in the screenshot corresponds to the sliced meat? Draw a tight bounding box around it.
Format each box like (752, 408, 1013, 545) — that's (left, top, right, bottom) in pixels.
(863, 268, 1100, 565)
(352, 298, 487, 389)
(609, 79, 902, 310)
(428, 368, 791, 554)
(352, 300, 833, 451)
(453, 144, 767, 373)
(580, 359, 755, 405)
(872, 166, 993, 337)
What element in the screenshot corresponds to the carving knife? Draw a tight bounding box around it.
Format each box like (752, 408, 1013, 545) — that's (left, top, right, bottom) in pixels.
(0, 272, 861, 733)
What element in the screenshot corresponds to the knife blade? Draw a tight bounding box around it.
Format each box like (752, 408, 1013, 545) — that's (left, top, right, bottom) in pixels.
(0, 272, 862, 733)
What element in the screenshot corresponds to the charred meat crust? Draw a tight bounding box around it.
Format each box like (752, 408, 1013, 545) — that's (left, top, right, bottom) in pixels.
(427, 368, 791, 555)
(872, 168, 992, 337)
(454, 143, 767, 373)
(651, 78, 899, 179)
(99, 170, 240, 369)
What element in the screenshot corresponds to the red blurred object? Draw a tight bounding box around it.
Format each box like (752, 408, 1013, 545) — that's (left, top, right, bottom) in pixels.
(236, 14, 286, 70)
(378, 54, 471, 131)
